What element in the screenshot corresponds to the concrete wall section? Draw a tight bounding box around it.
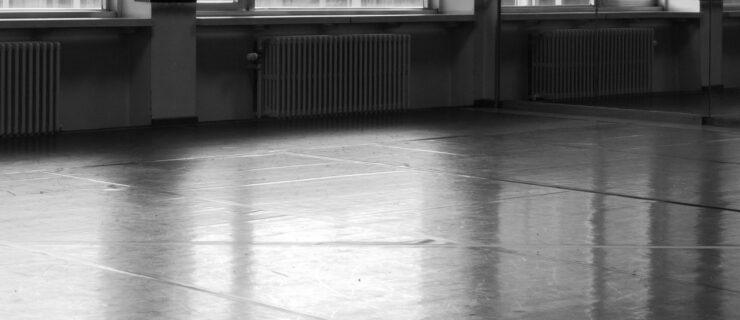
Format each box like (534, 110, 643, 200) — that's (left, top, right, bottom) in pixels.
(723, 19, 740, 87)
(195, 23, 469, 122)
(499, 19, 704, 101)
(0, 29, 150, 131)
(1, 1, 720, 131)
(151, 3, 197, 120)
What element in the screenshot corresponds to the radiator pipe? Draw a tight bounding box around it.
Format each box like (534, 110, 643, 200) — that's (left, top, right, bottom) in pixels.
(247, 39, 265, 119)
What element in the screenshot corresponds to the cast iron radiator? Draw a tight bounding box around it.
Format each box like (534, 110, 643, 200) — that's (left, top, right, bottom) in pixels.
(261, 34, 410, 118)
(1, 42, 60, 137)
(531, 28, 654, 100)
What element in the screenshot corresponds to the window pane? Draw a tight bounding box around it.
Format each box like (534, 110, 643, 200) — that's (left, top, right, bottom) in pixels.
(360, 0, 424, 8)
(600, 0, 655, 6)
(255, 0, 425, 9)
(0, 0, 103, 10)
(502, 0, 591, 6)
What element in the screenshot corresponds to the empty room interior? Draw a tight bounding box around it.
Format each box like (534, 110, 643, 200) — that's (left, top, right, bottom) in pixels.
(3, 0, 740, 319)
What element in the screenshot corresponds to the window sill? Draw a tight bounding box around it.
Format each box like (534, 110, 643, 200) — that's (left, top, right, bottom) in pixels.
(196, 13, 475, 26)
(599, 11, 698, 19)
(202, 9, 439, 16)
(501, 10, 699, 21)
(0, 17, 152, 29)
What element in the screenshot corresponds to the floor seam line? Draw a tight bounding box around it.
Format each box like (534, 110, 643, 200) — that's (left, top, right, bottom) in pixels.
(6, 239, 739, 296)
(284, 151, 740, 213)
(0, 240, 329, 320)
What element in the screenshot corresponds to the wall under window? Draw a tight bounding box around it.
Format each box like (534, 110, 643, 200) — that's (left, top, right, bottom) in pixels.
(196, 23, 474, 122)
(2, 0, 707, 131)
(499, 18, 703, 101)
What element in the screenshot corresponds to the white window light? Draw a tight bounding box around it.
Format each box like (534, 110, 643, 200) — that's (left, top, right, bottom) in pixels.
(503, 0, 663, 7)
(255, 0, 426, 9)
(196, 0, 427, 9)
(504, 0, 592, 6)
(0, 0, 105, 10)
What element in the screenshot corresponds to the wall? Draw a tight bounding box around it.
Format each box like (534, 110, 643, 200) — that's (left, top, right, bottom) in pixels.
(0, 28, 150, 131)
(3, 0, 720, 131)
(0, 0, 152, 132)
(723, 19, 740, 87)
(196, 23, 471, 122)
(196, 0, 481, 122)
(1, 0, 484, 130)
(499, 18, 704, 101)
(151, 3, 197, 121)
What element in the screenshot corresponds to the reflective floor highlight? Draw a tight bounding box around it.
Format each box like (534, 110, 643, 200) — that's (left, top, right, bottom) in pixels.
(2, 109, 740, 319)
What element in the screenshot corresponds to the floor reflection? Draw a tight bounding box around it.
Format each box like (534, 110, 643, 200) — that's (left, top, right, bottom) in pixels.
(3, 110, 740, 319)
(419, 144, 503, 319)
(102, 187, 193, 319)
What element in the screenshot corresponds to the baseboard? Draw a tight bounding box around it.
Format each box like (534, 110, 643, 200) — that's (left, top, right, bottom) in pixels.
(497, 100, 704, 125)
(702, 85, 725, 92)
(473, 99, 498, 108)
(702, 116, 740, 127)
(151, 117, 199, 127)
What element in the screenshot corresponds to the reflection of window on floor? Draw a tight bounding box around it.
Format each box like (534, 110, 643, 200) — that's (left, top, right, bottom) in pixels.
(0, 0, 103, 9)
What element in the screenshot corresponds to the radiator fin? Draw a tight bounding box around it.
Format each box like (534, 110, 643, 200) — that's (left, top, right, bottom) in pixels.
(531, 28, 653, 100)
(263, 34, 410, 118)
(0, 42, 60, 138)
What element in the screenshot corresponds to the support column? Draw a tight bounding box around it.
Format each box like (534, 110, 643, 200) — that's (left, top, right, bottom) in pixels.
(701, 0, 723, 89)
(137, 0, 198, 123)
(471, 0, 498, 106)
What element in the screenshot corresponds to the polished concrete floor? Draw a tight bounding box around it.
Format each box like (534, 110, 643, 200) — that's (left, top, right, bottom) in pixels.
(2, 109, 740, 319)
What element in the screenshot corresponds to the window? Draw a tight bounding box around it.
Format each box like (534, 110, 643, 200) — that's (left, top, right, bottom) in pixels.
(198, 0, 236, 3)
(196, 0, 427, 10)
(0, 0, 104, 10)
(502, 0, 590, 6)
(255, 0, 427, 9)
(502, 0, 658, 9)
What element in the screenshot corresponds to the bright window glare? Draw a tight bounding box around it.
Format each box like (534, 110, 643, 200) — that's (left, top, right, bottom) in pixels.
(0, 0, 103, 10)
(255, 0, 426, 8)
(502, 0, 591, 5)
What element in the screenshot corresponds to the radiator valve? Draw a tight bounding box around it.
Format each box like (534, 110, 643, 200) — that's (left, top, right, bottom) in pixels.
(247, 52, 262, 70)
(247, 52, 261, 63)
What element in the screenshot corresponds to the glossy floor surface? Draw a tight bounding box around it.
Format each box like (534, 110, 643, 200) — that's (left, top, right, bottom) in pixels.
(2, 109, 740, 319)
